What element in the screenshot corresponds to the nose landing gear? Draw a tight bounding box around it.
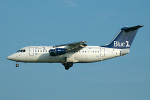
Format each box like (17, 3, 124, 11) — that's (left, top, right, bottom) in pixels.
(16, 62, 19, 67)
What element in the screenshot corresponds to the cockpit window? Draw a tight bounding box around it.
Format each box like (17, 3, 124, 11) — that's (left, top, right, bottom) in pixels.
(17, 49, 26, 52)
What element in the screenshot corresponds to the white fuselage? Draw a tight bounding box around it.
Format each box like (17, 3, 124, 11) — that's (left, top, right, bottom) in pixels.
(7, 46, 129, 63)
(7, 25, 143, 70)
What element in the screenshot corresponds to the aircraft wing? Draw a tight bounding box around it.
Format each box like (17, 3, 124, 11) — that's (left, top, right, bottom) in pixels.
(54, 41, 87, 51)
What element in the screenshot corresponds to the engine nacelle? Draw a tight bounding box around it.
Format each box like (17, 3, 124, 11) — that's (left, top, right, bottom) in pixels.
(49, 48, 67, 56)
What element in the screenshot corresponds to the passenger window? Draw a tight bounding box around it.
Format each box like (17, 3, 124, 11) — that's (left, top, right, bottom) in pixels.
(43, 50, 47, 52)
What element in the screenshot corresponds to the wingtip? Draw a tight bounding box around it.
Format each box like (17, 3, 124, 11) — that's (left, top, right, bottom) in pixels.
(81, 41, 87, 43)
(137, 25, 144, 28)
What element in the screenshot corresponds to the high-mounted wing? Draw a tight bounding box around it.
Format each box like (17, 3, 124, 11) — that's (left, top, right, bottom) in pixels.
(54, 41, 87, 51)
(49, 41, 87, 56)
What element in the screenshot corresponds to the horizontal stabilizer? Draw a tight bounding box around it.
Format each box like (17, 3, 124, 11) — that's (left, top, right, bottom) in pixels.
(121, 25, 143, 32)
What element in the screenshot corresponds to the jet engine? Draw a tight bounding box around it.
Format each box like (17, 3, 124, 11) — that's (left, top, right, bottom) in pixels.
(49, 48, 67, 56)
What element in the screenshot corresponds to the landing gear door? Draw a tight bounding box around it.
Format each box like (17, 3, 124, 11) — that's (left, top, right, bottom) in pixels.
(29, 47, 34, 56)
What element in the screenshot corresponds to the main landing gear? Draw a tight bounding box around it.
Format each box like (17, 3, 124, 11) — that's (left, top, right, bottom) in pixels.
(63, 62, 73, 70)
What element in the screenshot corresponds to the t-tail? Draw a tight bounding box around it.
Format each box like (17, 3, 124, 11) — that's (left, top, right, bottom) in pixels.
(102, 25, 143, 49)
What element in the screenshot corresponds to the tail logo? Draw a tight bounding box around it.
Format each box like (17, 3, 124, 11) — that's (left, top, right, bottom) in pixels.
(114, 41, 130, 48)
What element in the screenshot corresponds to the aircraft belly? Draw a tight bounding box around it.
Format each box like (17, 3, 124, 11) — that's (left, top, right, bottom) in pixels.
(34, 54, 65, 63)
(74, 53, 101, 63)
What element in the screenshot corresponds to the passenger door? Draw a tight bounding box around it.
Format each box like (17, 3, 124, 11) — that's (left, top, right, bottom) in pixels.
(29, 47, 34, 56)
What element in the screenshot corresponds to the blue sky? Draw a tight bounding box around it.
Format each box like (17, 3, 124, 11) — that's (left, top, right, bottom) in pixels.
(1, 0, 150, 100)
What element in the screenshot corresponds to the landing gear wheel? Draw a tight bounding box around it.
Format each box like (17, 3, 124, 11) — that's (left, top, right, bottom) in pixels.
(63, 62, 73, 70)
(65, 66, 70, 70)
(16, 64, 19, 67)
(68, 62, 73, 67)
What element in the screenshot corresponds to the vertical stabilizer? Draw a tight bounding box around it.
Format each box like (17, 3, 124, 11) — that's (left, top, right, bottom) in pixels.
(102, 25, 143, 49)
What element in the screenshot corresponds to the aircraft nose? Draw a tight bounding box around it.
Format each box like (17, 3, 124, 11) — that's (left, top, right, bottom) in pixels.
(7, 55, 13, 60)
(7, 54, 17, 61)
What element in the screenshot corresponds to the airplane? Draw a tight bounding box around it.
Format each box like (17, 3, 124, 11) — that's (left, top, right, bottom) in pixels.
(7, 25, 143, 70)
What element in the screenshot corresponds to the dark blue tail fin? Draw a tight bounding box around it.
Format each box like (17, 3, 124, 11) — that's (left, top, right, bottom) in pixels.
(102, 25, 143, 49)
